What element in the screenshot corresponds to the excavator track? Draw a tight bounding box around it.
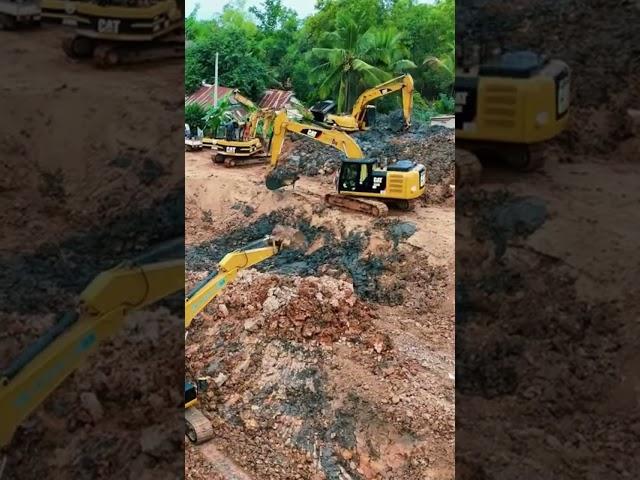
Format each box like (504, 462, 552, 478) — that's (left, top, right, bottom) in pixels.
(185, 407, 214, 445)
(223, 156, 268, 168)
(63, 35, 184, 67)
(513, 143, 546, 171)
(324, 193, 389, 217)
(455, 148, 482, 187)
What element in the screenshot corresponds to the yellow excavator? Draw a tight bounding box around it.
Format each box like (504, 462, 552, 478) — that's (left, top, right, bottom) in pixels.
(201, 88, 257, 149)
(0, 239, 183, 450)
(310, 74, 414, 132)
(61, 0, 184, 67)
(210, 108, 276, 167)
(184, 228, 300, 444)
(455, 48, 571, 185)
(266, 111, 426, 216)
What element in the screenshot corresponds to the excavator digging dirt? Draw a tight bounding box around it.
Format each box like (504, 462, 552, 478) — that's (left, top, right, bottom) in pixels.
(310, 74, 414, 132)
(183, 227, 302, 445)
(265, 111, 426, 217)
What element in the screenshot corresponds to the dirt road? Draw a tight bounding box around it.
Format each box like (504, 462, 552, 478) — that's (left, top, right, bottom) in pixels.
(185, 148, 455, 480)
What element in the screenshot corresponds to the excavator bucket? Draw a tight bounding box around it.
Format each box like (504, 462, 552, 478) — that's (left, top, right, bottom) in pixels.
(265, 168, 300, 191)
(271, 225, 305, 249)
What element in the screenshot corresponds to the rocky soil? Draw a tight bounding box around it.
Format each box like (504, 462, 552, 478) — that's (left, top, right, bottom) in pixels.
(185, 114, 455, 479)
(456, 1, 640, 478)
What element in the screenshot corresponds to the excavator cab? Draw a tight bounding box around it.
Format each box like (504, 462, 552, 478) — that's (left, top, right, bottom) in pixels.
(337, 159, 379, 193)
(336, 159, 426, 200)
(362, 105, 377, 129)
(310, 100, 337, 123)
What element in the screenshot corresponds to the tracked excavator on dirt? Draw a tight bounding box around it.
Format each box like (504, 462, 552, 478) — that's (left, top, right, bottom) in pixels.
(310, 74, 414, 132)
(61, 0, 183, 67)
(0, 238, 183, 450)
(184, 228, 301, 444)
(266, 111, 426, 216)
(210, 108, 276, 167)
(0, 0, 41, 29)
(455, 47, 570, 186)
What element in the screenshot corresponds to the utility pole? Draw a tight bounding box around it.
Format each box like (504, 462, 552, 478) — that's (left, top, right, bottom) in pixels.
(214, 52, 219, 107)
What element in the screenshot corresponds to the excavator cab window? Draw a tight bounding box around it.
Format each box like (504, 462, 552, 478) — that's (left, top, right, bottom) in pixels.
(185, 381, 197, 404)
(359, 164, 368, 184)
(341, 163, 359, 190)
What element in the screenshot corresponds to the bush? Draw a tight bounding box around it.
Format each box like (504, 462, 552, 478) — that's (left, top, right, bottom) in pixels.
(185, 102, 207, 131)
(432, 93, 454, 114)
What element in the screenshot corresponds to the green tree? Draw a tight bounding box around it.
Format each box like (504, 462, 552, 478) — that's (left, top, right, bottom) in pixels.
(185, 102, 207, 131)
(310, 19, 415, 111)
(423, 42, 455, 94)
(203, 94, 234, 137)
(249, 0, 296, 33)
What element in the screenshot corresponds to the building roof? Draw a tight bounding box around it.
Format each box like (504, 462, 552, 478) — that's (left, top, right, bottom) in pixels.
(186, 83, 248, 121)
(259, 89, 296, 109)
(186, 84, 234, 107)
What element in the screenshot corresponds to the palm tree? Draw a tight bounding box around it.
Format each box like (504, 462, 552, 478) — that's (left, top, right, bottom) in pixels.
(423, 43, 455, 94)
(311, 20, 416, 112)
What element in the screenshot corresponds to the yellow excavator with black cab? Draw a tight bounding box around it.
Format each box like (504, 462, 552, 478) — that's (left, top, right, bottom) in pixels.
(310, 74, 414, 132)
(266, 111, 426, 216)
(455, 48, 570, 185)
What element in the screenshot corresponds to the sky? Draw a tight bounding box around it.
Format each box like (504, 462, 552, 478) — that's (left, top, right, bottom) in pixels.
(186, 0, 435, 20)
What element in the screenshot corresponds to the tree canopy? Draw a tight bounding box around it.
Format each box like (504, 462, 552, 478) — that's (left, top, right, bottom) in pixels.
(185, 0, 454, 116)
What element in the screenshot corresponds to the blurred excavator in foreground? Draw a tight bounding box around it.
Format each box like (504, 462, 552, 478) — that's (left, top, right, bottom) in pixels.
(266, 110, 426, 217)
(61, 0, 184, 67)
(184, 227, 302, 444)
(455, 46, 571, 186)
(0, 239, 183, 450)
(310, 74, 414, 132)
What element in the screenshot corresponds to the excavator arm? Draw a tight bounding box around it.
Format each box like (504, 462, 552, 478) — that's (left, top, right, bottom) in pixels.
(184, 236, 284, 329)
(327, 74, 414, 131)
(0, 239, 184, 449)
(266, 110, 364, 190)
(232, 89, 257, 111)
(269, 110, 364, 169)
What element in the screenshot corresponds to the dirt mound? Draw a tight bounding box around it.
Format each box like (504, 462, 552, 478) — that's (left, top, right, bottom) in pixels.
(186, 268, 452, 480)
(186, 208, 418, 305)
(280, 111, 455, 185)
(200, 271, 373, 344)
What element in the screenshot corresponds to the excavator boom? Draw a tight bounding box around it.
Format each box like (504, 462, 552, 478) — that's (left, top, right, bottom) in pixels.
(232, 89, 258, 111)
(350, 74, 414, 128)
(0, 239, 184, 449)
(270, 110, 364, 168)
(184, 236, 283, 328)
(266, 110, 364, 190)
